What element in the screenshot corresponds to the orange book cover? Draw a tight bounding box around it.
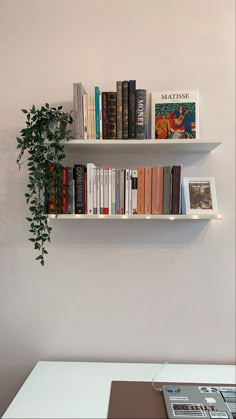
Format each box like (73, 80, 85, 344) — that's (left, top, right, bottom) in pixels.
(144, 167, 152, 214)
(137, 167, 145, 214)
(152, 166, 164, 214)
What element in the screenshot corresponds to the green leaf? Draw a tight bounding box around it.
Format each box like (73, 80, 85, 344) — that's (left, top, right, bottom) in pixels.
(26, 217, 32, 222)
(21, 109, 28, 114)
(35, 255, 43, 260)
(29, 238, 36, 242)
(40, 259, 45, 266)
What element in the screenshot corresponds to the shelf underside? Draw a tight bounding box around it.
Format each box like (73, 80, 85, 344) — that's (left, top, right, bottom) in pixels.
(62, 139, 221, 153)
(48, 214, 222, 220)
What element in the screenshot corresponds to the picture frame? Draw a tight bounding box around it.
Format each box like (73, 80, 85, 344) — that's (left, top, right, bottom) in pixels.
(182, 177, 218, 214)
(151, 90, 199, 140)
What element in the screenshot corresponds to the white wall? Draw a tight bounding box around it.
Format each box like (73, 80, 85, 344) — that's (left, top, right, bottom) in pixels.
(0, 0, 235, 414)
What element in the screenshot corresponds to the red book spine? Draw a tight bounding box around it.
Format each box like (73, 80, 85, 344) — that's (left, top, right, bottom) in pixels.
(47, 163, 57, 214)
(61, 167, 67, 214)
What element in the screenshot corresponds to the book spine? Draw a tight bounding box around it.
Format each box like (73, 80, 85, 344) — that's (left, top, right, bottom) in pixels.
(74, 164, 86, 214)
(84, 171, 87, 214)
(99, 93, 102, 139)
(125, 169, 130, 215)
(122, 81, 129, 139)
(83, 94, 88, 139)
(108, 168, 112, 214)
(93, 167, 97, 214)
(102, 92, 108, 139)
(92, 95, 95, 139)
(116, 81, 123, 139)
(87, 163, 96, 215)
(129, 169, 132, 215)
(66, 167, 74, 214)
(111, 168, 116, 214)
(100, 168, 104, 214)
(95, 86, 100, 139)
(103, 168, 109, 215)
(108, 92, 117, 139)
(151, 167, 164, 214)
(73, 83, 79, 138)
(163, 166, 172, 214)
(137, 167, 145, 214)
(61, 167, 67, 214)
(131, 169, 138, 215)
(78, 82, 86, 139)
(171, 165, 181, 214)
(119, 168, 125, 214)
(128, 80, 136, 139)
(135, 89, 147, 139)
(144, 167, 152, 214)
(115, 168, 120, 214)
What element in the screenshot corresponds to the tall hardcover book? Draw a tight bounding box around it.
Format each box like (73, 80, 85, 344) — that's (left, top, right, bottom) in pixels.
(107, 92, 117, 139)
(122, 81, 129, 139)
(171, 165, 182, 214)
(102, 92, 108, 139)
(128, 80, 136, 139)
(83, 94, 88, 139)
(116, 81, 123, 139)
(115, 169, 120, 214)
(95, 86, 100, 140)
(66, 167, 74, 214)
(135, 89, 147, 139)
(103, 168, 109, 215)
(151, 90, 199, 139)
(73, 82, 87, 139)
(152, 166, 164, 214)
(163, 166, 172, 214)
(87, 163, 97, 215)
(74, 164, 86, 214)
(119, 168, 125, 215)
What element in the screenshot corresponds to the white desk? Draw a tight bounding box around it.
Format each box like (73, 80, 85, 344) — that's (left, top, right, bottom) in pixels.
(2, 361, 236, 418)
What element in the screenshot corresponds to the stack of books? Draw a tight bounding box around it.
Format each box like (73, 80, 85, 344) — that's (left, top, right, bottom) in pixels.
(46, 164, 182, 216)
(73, 81, 147, 140)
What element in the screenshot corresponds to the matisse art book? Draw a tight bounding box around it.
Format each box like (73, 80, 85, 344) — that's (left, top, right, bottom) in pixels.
(151, 90, 199, 140)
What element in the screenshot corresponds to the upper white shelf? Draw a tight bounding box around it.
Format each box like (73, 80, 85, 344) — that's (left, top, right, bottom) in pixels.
(62, 139, 222, 153)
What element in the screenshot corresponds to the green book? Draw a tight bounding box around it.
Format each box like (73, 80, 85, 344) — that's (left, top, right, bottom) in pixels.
(163, 166, 172, 214)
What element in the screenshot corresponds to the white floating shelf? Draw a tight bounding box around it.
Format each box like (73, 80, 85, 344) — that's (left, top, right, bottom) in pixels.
(48, 214, 223, 220)
(62, 139, 221, 153)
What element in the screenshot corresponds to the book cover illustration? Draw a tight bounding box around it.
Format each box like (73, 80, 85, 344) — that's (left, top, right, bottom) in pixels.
(151, 90, 199, 140)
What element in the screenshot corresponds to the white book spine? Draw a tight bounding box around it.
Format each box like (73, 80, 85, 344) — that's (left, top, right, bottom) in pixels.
(100, 168, 104, 214)
(93, 167, 97, 214)
(96, 168, 100, 214)
(111, 168, 116, 215)
(120, 169, 125, 214)
(129, 169, 132, 215)
(108, 168, 112, 214)
(131, 169, 138, 215)
(87, 163, 95, 215)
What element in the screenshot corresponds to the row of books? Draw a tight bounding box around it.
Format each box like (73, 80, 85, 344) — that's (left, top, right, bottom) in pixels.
(73, 81, 147, 140)
(47, 164, 182, 216)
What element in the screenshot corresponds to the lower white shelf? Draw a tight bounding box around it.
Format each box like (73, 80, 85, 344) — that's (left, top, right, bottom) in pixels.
(48, 214, 223, 220)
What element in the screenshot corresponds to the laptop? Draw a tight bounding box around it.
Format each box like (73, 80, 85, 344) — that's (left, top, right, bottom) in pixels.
(162, 384, 236, 419)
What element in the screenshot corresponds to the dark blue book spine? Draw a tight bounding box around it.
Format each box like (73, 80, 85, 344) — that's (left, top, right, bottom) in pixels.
(66, 167, 74, 214)
(74, 164, 86, 214)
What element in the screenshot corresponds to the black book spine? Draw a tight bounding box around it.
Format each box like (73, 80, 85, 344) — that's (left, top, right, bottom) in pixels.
(102, 92, 108, 139)
(171, 165, 181, 214)
(108, 92, 117, 139)
(66, 167, 74, 214)
(135, 89, 147, 139)
(122, 81, 128, 139)
(128, 80, 136, 139)
(74, 164, 86, 214)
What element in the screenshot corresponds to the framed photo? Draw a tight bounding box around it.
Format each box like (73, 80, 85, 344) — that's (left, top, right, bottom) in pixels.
(182, 177, 218, 214)
(151, 90, 199, 140)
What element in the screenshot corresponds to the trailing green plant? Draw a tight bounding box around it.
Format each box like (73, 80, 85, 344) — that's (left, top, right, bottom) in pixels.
(16, 103, 73, 266)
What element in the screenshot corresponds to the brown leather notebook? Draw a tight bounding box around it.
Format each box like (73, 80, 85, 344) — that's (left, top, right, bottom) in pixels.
(107, 381, 234, 419)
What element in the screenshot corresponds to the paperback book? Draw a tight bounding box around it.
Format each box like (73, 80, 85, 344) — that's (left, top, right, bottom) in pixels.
(151, 90, 199, 140)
